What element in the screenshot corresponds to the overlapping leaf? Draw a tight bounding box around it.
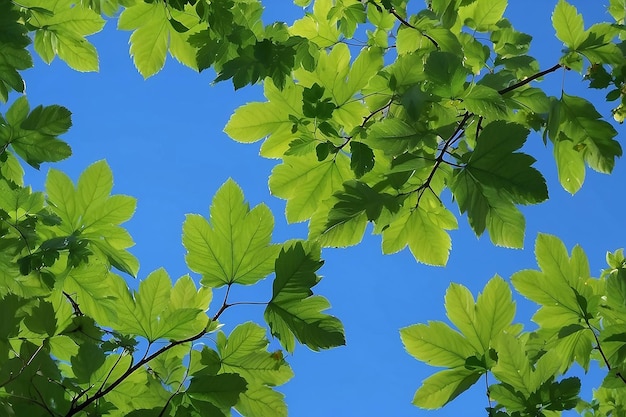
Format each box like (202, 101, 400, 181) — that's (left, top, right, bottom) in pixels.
(105, 268, 211, 342)
(213, 322, 293, 417)
(0, 96, 72, 169)
(183, 179, 279, 288)
(401, 275, 516, 408)
(118, 1, 202, 78)
(269, 154, 352, 224)
(511, 234, 597, 371)
(382, 193, 458, 266)
(25, 0, 105, 71)
(451, 121, 547, 247)
(0, 2, 32, 102)
(548, 93, 621, 194)
(264, 242, 345, 353)
(45, 160, 138, 275)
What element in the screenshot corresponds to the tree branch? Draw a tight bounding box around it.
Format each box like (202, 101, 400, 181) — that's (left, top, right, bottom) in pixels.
(415, 112, 472, 205)
(498, 63, 562, 95)
(65, 329, 208, 416)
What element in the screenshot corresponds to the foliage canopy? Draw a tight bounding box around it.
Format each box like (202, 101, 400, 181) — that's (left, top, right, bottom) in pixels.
(0, 0, 625, 415)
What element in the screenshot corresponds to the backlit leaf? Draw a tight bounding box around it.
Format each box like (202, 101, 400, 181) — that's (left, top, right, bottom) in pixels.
(183, 179, 280, 288)
(264, 242, 345, 353)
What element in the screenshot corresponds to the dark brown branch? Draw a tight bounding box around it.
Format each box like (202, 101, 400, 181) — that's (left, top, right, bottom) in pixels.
(416, 112, 472, 204)
(65, 329, 207, 416)
(63, 291, 83, 316)
(498, 63, 562, 95)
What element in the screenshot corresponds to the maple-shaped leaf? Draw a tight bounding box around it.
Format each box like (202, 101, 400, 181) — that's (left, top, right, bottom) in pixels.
(511, 234, 597, 371)
(269, 154, 352, 224)
(224, 79, 305, 158)
(118, 1, 202, 78)
(290, 0, 341, 48)
(381, 193, 458, 266)
(183, 179, 280, 288)
(264, 242, 345, 353)
(309, 180, 401, 248)
(402, 275, 518, 408)
(26, 0, 105, 72)
(105, 268, 211, 342)
(45, 160, 138, 276)
(0, 96, 72, 169)
(451, 121, 547, 247)
(214, 322, 293, 417)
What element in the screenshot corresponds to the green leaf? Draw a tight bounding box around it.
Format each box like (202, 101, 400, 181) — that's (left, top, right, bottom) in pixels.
(217, 322, 293, 386)
(1, 97, 72, 169)
(554, 135, 586, 194)
(215, 323, 292, 417)
(458, 0, 507, 32)
(290, 0, 341, 48)
(269, 154, 352, 223)
(310, 180, 401, 247)
(552, 0, 586, 49)
(45, 160, 138, 276)
(183, 179, 279, 288)
(187, 373, 248, 409)
(424, 51, 468, 97)
(236, 385, 288, 417)
(554, 94, 622, 180)
(104, 268, 210, 342)
(264, 242, 345, 353)
(461, 84, 508, 119)
(382, 193, 458, 266)
(0, 1, 32, 102)
(463, 122, 548, 205)
(118, 2, 201, 78)
(366, 118, 436, 155)
(349, 141, 374, 178)
(412, 367, 481, 409)
(401, 321, 476, 368)
(29, 0, 105, 71)
(451, 171, 526, 248)
(224, 80, 304, 158)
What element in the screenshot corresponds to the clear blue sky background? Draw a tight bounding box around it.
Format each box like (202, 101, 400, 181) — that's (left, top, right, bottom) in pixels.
(15, 1, 625, 416)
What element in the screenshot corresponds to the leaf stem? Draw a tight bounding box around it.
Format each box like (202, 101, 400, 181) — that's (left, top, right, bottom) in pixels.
(584, 316, 626, 385)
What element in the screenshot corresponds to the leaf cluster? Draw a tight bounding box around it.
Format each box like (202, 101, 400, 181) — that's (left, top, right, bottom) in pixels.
(403, 235, 626, 416)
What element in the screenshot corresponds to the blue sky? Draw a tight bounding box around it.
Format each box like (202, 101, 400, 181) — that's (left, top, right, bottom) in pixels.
(18, 1, 625, 416)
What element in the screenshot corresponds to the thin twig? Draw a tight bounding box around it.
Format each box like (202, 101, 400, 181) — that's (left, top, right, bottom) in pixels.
(337, 99, 394, 151)
(498, 64, 562, 95)
(65, 330, 207, 416)
(415, 112, 472, 205)
(0, 343, 45, 389)
(389, 7, 439, 49)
